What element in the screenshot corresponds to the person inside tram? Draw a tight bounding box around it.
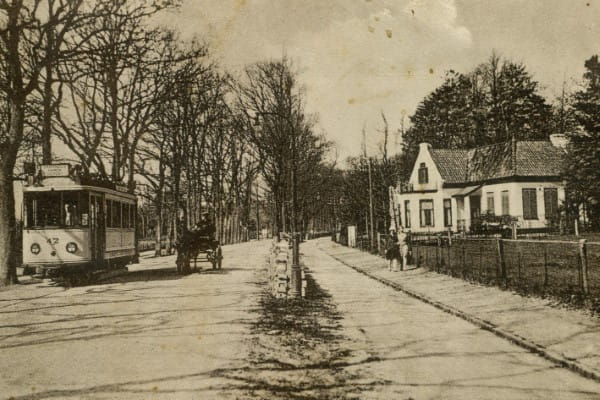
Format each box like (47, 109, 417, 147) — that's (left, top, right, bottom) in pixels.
(65, 203, 73, 226)
(64, 203, 79, 226)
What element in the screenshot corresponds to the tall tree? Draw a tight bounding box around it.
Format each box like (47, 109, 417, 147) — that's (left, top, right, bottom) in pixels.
(566, 55, 600, 229)
(235, 58, 328, 237)
(54, 0, 174, 187)
(0, 0, 83, 286)
(402, 53, 553, 157)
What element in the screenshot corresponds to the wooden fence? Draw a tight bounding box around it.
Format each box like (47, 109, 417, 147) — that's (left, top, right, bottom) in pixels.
(335, 232, 600, 303)
(411, 237, 600, 300)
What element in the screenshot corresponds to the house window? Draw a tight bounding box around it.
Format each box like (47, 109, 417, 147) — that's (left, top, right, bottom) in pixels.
(522, 188, 538, 220)
(501, 190, 510, 215)
(420, 199, 434, 227)
(404, 200, 411, 228)
(418, 162, 428, 184)
(544, 188, 559, 219)
(443, 199, 452, 227)
(486, 192, 495, 215)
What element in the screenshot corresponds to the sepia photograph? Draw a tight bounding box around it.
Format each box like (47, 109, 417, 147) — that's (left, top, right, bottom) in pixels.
(1, 0, 600, 398)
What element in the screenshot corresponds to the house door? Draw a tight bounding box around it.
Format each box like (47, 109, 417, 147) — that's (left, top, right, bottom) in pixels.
(470, 195, 481, 220)
(90, 194, 104, 264)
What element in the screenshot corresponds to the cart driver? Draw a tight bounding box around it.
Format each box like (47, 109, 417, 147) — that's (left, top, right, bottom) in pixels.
(199, 211, 216, 240)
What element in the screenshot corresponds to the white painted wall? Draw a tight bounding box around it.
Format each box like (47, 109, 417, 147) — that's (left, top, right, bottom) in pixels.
(408, 143, 443, 192)
(396, 190, 456, 233)
(396, 180, 565, 233)
(480, 181, 565, 229)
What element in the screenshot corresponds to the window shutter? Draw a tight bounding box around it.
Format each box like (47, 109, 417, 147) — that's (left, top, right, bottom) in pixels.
(522, 189, 537, 220)
(544, 188, 558, 218)
(501, 191, 509, 215)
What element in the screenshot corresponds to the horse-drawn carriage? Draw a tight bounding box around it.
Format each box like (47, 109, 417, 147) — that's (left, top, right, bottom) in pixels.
(191, 234, 222, 270)
(176, 229, 223, 273)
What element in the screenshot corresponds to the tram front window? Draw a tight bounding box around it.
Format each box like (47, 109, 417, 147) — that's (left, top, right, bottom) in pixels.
(25, 191, 89, 228)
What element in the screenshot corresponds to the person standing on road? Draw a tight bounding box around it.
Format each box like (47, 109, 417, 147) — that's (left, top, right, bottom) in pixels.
(386, 227, 400, 271)
(398, 227, 410, 271)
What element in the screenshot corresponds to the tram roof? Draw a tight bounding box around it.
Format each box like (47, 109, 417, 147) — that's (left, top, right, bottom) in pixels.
(23, 177, 136, 200)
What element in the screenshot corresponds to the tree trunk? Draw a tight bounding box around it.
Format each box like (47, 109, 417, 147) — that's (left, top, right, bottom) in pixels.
(0, 165, 18, 286)
(41, 23, 55, 165)
(154, 190, 163, 257)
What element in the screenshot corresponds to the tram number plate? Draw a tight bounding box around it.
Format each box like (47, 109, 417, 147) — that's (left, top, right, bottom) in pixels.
(47, 238, 59, 245)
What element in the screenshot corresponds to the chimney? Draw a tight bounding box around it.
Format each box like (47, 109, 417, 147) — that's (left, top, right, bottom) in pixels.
(549, 134, 568, 149)
(419, 142, 431, 153)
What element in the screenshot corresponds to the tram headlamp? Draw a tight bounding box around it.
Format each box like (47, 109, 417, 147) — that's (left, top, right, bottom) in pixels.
(66, 242, 78, 253)
(30, 243, 41, 255)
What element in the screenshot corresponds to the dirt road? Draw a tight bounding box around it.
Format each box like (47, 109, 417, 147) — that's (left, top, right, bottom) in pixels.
(3, 238, 600, 399)
(0, 241, 271, 400)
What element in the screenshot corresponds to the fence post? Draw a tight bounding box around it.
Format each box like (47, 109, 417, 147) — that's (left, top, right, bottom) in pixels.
(543, 243, 548, 290)
(517, 247, 522, 282)
(416, 242, 420, 268)
(377, 232, 381, 256)
(579, 239, 589, 295)
(436, 235, 441, 272)
(496, 238, 506, 285)
(479, 243, 483, 281)
(447, 239, 451, 272)
(461, 240, 466, 278)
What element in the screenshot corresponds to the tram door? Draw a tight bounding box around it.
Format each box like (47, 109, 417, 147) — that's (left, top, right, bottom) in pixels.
(90, 194, 105, 264)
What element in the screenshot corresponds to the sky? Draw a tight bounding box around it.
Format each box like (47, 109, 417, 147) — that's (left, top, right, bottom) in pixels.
(156, 0, 600, 161)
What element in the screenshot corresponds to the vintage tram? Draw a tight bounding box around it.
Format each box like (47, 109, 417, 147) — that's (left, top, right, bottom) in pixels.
(22, 164, 138, 280)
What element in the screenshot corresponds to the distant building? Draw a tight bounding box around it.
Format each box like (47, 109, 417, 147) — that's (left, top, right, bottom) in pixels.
(391, 136, 566, 233)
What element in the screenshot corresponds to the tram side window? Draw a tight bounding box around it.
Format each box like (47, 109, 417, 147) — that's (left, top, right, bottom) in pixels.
(112, 200, 121, 228)
(123, 203, 129, 228)
(130, 204, 136, 229)
(106, 200, 112, 228)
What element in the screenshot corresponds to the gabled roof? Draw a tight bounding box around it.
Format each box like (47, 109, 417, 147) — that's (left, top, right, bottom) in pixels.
(426, 140, 564, 185)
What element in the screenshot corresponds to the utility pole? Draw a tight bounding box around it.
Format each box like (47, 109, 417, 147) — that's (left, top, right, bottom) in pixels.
(362, 126, 375, 251)
(255, 182, 261, 240)
(367, 156, 375, 250)
(290, 109, 301, 297)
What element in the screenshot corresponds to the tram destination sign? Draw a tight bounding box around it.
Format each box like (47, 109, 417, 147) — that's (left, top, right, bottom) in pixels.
(41, 164, 70, 177)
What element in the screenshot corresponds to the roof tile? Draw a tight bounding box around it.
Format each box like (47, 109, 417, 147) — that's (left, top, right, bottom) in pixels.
(427, 140, 563, 184)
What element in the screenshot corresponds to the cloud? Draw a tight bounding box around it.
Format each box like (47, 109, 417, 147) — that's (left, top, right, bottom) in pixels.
(403, 0, 472, 44)
(155, 0, 476, 160)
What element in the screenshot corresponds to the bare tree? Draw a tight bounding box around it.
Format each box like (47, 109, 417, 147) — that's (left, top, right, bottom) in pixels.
(54, 1, 175, 187)
(0, 0, 85, 286)
(235, 57, 329, 238)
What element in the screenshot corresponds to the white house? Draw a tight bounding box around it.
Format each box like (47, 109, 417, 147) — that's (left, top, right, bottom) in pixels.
(391, 136, 566, 233)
